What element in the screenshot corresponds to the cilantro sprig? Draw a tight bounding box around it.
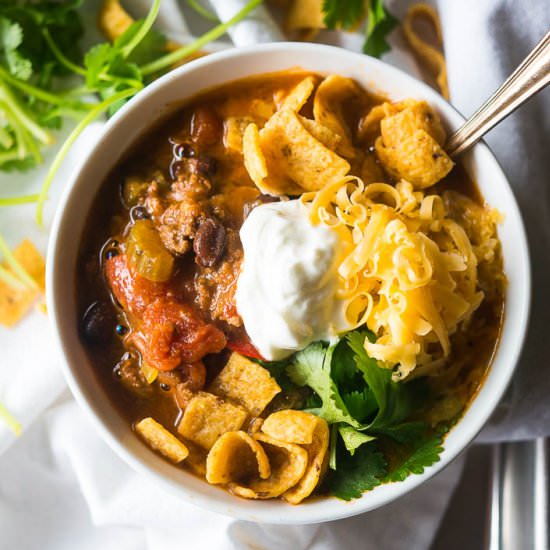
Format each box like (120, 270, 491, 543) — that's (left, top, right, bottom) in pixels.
(0, 0, 262, 225)
(269, 330, 450, 500)
(322, 0, 399, 58)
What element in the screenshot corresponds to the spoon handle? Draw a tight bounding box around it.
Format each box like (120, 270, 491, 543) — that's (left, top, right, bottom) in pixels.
(446, 30, 550, 157)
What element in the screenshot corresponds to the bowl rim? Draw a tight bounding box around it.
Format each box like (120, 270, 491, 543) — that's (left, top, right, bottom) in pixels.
(46, 41, 531, 524)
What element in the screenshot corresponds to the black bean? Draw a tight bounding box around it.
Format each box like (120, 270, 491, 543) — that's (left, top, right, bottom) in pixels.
(131, 206, 149, 221)
(174, 143, 196, 159)
(160, 383, 170, 391)
(193, 217, 226, 267)
(80, 301, 115, 347)
(105, 248, 119, 260)
(115, 324, 128, 336)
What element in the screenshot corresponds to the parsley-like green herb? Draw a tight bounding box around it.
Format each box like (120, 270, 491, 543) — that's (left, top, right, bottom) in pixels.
(387, 431, 445, 482)
(322, 0, 365, 30)
(269, 329, 446, 499)
(0, 0, 263, 223)
(327, 442, 387, 500)
(322, 0, 399, 58)
(364, 0, 399, 58)
(338, 424, 376, 455)
(287, 341, 361, 427)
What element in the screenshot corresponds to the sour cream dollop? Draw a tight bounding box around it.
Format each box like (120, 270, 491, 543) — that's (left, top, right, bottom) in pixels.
(236, 199, 346, 360)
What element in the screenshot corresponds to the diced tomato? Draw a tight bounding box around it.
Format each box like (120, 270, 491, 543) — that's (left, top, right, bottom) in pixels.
(135, 299, 226, 371)
(227, 335, 264, 361)
(105, 254, 166, 316)
(106, 255, 226, 371)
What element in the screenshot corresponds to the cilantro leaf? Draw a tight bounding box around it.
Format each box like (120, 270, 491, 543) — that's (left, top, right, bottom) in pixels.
(347, 330, 418, 430)
(323, 0, 365, 30)
(387, 432, 445, 482)
(327, 442, 387, 500)
(321, 0, 399, 59)
(364, 0, 399, 58)
(373, 421, 427, 444)
(338, 425, 376, 455)
(287, 342, 361, 427)
(0, 17, 32, 80)
(342, 388, 377, 422)
(116, 22, 167, 68)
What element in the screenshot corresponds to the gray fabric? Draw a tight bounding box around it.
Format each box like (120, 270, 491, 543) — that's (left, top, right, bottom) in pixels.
(438, 0, 550, 442)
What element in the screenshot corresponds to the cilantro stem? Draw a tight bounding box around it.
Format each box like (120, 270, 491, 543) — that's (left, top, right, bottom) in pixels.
(0, 233, 38, 290)
(42, 29, 87, 77)
(35, 87, 138, 227)
(140, 0, 263, 76)
(0, 66, 92, 111)
(0, 104, 31, 159)
(186, 0, 220, 22)
(0, 402, 21, 436)
(0, 193, 40, 206)
(0, 126, 13, 148)
(121, 0, 161, 59)
(0, 85, 53, 145)
(0, 150, 21, 163)
(98, 74, 143, 92)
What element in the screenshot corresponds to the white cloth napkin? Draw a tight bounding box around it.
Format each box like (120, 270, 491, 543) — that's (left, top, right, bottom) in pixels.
(0, 0, 549, 549)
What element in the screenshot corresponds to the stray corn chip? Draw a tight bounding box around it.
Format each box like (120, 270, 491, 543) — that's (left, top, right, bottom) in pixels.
(12, 239, 45, 291)
(98, 0, 133, 42)
(225, 116, 256, 152)
(209, 352, 281, 416)
(206, 431, 270, 485)
(403, 4, 449, 99)
(256, 108, 350, 193)
(375, 130, 453, 189)
(135, 417, 189, 463)
(229, 434, 308, 499)
(285, 0, 325, 37)
(313, 75, 360, 158)
(380, 100, 446, 146)
(283, 416, 329, 504)
(178, 392, 248, 450)
(243, 123, 269, 186)
(0, 239, 45, 327)
(278, 76, 316, 112)
(261, 410, 319, 444)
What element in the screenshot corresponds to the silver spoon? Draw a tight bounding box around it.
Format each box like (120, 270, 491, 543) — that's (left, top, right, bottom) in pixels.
(446, 29, 550, 157)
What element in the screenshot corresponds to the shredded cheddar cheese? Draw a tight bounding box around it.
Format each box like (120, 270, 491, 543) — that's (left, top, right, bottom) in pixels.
(302, 177, 493, 380)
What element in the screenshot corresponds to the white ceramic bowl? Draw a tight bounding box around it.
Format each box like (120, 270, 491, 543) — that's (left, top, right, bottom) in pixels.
(47, 43, 531, 524)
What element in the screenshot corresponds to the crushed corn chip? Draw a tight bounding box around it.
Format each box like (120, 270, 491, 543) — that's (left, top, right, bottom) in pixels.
(0, 239, 45, 327)
(256, 108, 350, 193)
(135, 417, 189, 463)
(225, 116, 257, 152)
(278, 76, 316, 112)
(313, 75, 360, 158)
(209, 352, 281, 416)
(375, 129, 453, 189)
(283, 416, 329, 504)
(206, 431, 270, 485)
(178, 392, 248, 450)
(229, 434, 308, 499)
(261, 410, 319, 445)
(373, 100, 453, 188)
